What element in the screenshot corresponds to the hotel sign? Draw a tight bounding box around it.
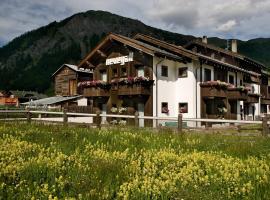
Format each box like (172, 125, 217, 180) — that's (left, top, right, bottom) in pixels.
(106, 53, 133, 66)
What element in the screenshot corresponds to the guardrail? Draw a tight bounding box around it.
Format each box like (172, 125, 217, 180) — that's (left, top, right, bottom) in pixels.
(0, 109, 269, 135)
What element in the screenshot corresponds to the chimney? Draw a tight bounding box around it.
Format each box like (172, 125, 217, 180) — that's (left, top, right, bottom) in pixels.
(231, 39, 237, 53)
(202, 36, 208, 44)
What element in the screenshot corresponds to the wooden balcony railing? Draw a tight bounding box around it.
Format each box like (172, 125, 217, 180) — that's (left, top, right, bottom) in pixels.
(118, 84, 152, 96)
(200, 84, 227, 98)
(83, 87, 110, 97)
(247, 93, 260, 103)
(227, 88, 248, 100)
(261, 85, 270, 98)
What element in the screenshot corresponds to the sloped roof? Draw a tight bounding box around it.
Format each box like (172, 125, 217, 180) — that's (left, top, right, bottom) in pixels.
(116, 34, 183, 61)
(52, 64, 93, 77)
(197, 53, 260, 76)
(133, 34, 263, 75)
(185, 40, 265, 68)
(133, 33, 198, 60)
(22, 95, 82, 106)
(78, 33, 195, 67)
(10, 90, 47, 99)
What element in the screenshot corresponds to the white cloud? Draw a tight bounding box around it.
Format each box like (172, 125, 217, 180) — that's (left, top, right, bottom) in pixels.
(216, 20, 237, 32)
(1, 0, 270, 46)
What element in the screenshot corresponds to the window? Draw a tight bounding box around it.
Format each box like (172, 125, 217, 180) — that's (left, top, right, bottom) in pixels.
(100, 70, 107, 82)
(240, 79, 243, 86)
(251, 86, 255, 93)
(161, 102, 169, 113)
(229, 75, 235, 85)
(137, 66, 144, 77)
(121, 67, 127, 77)
(178, 67, 188, 78)
(161, 65, 168, 77)
(179, 103, 188, 113)
(230, 101, 237, 114)
(204, 68, 211, 82)
(112, 68, 118, 78)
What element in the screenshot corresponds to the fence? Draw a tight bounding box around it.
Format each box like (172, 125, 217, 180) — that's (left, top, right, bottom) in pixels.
(0, 110, 269, 136)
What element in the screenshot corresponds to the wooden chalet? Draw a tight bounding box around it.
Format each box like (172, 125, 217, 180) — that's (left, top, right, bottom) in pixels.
(52, 64, 93, 96)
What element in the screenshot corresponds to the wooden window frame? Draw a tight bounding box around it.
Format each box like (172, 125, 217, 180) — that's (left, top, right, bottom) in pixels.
(229, 74, 235, 85)
(112, 67, 118, 78)
(204, 68, 212, 82)
(120, 67, 128, 77)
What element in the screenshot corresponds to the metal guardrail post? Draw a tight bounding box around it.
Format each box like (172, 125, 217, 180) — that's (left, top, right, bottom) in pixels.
(96, 110, 101, 129)
(134, 112, 139, 127)
(262, 116, 268, 136)
(63, 109, 68, 124)
(178, 114, 183, 133)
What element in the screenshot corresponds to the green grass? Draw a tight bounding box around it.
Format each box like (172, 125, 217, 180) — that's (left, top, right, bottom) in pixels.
(0, 122, 270, 199)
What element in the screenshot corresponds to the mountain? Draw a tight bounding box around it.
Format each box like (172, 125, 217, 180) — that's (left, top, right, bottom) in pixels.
(0, 10, 269, 95)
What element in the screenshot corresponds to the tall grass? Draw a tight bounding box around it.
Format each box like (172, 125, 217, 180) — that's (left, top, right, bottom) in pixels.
(0, 122, 270, 199)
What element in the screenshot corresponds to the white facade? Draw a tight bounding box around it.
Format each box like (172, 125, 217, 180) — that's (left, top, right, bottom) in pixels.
(152, 57, 198, 126)
(151, 55, 262, 127)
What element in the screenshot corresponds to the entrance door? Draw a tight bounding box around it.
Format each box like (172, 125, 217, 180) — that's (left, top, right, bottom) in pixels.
(69, 79, 77, 96)
(138, 103, 144, 127)
(101, 104, 107, 124)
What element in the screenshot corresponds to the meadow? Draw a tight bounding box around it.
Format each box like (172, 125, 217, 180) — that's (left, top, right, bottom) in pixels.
(0, 122, 270, 200)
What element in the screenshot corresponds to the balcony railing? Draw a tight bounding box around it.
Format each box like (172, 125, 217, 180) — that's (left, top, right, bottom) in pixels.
(78, 77, 154, 97)
(200, 81, 256, 102)
(83, 87, 110, 97)
(247, 93, 260, 103)
(261, 85, 270, 104)
(200, 81, 228, 98)
(227, 88, 248, 100)
(118, 84, 152, 96)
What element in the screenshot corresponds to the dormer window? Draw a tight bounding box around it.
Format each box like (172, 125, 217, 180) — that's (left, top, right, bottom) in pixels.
(221, 57, 226, 62)
(211, 53, 215, 58)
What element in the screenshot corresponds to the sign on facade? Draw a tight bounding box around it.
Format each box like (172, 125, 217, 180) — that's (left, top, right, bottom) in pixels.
(106, 52, 133, 66)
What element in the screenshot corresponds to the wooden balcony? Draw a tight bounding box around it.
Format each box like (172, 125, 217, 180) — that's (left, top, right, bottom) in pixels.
(247, 93, 260, 103)
(83, 87, 110, 97)
(261, 98, 270, 105)
(227, 88, 248, 100)
(200, 85, 227, 98)
(118, 84, 152, 96)
(261, 85, 270, 98)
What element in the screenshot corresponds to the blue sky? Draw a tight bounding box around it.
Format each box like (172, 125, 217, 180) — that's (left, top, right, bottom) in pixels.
(1, 0, 270, 47)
